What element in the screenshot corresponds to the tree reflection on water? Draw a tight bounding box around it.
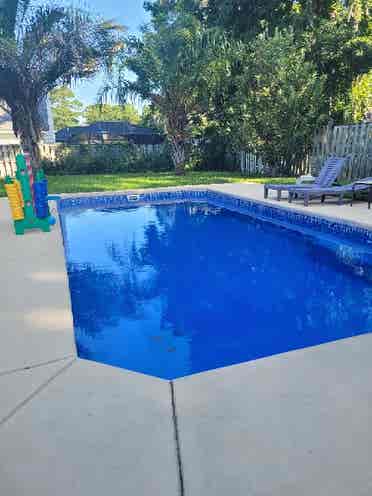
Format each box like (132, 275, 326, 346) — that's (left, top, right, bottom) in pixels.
(65, 202, 372, 378)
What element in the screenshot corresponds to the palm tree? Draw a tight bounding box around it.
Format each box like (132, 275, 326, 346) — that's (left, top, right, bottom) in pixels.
(102, 14, 225, 175)
(0, 1, 122, 168)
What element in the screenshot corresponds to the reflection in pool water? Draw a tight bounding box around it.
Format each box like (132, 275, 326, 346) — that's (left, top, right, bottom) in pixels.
(61, 202, 372, 379)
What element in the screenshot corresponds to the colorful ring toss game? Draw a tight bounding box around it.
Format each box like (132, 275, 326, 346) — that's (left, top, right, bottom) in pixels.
(4, 153, 54, 235)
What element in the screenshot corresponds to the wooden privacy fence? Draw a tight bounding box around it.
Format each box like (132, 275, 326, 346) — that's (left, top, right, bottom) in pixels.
(311, 122, 372, 181)
(240, 122, 372, 179)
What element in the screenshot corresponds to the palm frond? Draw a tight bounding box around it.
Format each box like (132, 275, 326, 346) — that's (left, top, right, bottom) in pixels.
(16, 0, 31, 32)
(0, 5, 121, 100)
(0, 2, 122, 166)
(0, 0, 18, 36)
(22, 6, 65, 49)
(0, 0, 31, 38)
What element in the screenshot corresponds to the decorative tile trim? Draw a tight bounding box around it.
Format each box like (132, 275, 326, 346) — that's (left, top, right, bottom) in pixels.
(206, 191, 372, 245)
(58, 189, 207, 210)
(58, 189, 372, 245)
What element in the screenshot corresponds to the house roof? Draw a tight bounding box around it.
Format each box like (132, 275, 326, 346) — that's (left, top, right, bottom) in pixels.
(56, 121, 164, 145)
(55, 126, 88, 142)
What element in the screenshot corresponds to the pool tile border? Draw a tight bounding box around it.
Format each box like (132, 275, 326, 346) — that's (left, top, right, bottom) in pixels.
(58, 189, 372, 245)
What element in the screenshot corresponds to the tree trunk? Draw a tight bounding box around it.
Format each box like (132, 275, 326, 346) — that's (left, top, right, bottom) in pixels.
(163, 104, 189, 175)
(169, 137, 186, 175)
(20, 132, 42, 171)
(11, 103, 42, 170)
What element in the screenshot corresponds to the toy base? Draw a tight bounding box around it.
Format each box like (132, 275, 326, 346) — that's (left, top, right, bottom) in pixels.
(48, 215, 56, 226)
(14, 217, 51, 235)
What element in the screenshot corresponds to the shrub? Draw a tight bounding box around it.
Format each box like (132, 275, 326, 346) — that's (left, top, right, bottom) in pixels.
(43, 142, 173, 175)
(192, 132, 239, 172)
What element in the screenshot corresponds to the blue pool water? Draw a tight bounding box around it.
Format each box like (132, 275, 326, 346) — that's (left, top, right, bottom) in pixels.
(61, 201, 372, 379)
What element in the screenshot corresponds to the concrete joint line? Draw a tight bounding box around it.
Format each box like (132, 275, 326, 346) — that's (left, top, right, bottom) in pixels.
(0, 358, 76, 428)
(170, 380, 185, 496)
(0, 354, 76, 378)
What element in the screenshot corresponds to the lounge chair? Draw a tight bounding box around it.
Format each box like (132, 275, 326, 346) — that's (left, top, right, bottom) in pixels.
(264, 156, 348, 201)
(288, 177, 372, 206)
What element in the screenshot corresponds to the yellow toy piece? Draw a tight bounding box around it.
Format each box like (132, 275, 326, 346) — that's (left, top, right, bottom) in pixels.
(14, 179, 24, 207)
(4, 180, 25, 221)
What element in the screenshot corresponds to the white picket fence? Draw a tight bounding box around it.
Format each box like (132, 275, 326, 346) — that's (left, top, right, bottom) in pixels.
(0, 144, 20, 177)
(0, 144, 58, 177)
(239, 151, 310, 176)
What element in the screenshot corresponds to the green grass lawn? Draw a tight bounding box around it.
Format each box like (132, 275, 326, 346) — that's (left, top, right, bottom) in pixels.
(0, 171, 295, 197)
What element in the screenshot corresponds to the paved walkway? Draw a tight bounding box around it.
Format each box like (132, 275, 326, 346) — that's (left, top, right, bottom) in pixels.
(209, 182, 372, 229)
(1, 184, 371, 496)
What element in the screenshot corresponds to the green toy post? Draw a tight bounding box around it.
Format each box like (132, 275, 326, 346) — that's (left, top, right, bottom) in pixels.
(13, 154, 50, 235)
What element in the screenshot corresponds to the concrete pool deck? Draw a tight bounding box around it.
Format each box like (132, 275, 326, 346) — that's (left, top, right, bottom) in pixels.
(1, 183, 372, 495)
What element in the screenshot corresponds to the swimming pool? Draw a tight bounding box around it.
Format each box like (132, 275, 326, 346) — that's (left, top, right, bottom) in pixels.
(59, 190, 372, 379)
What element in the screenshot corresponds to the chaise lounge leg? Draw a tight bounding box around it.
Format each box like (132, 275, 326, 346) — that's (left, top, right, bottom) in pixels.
(304, 193, 309, 207)
(288, 192, 293, 203)
(321, 195, 325, 203)
(264, 186, 268, 199)
(277, 190, 282, 201)
(338, 193, 344, 205)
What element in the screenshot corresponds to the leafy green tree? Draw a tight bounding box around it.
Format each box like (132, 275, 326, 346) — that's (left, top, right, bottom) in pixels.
(158, 0, 371, 123)
(140, 104, 164, 131)
(242, 31, 327, 173)
(84, 103, 140, 125)
(50, 86, 83, 131)
(346, 70, 372, 122)
(206, 30, 327, 174)
(146, 0, 297, 38)
(308, 13, 372, 121)
(0, 1, 122, 168)
(203, 0, 295, 37)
